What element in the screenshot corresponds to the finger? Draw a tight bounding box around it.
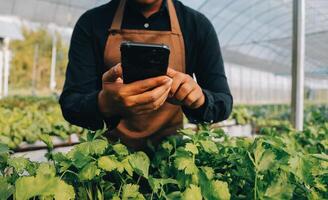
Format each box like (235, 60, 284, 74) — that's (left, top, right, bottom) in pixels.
(166, 97, 183, 105)
(102, 63, 123, 82)
(167, 68, 178, 78)
(190, 95, 205, 109)
(134, 87, 170, 114)
(129, 81, 172, 105)
(169, 73, 186, 97)
(122, 76, 172, 95)
(175, 83, 194, 101)
(116, 77, 123, 83)
(183, 89, 202, 107)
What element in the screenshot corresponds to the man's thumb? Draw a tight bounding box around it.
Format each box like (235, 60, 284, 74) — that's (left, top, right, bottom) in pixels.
(102, 63, 123, 82)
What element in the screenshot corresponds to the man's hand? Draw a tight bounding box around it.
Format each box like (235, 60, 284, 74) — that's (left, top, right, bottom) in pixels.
(167, 68, 205, 109)
(98, 64, 172, 118)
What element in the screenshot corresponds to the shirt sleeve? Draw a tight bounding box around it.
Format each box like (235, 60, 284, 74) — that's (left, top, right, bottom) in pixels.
(183, 14, 233, 124)
(59, 11, 120, 131)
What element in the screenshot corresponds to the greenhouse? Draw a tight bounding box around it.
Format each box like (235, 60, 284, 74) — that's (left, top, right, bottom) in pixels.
(0, 0, 327, 199)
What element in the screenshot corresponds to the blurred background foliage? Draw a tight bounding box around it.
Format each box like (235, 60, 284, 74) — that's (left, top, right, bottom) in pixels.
(9, 27, 68, 94)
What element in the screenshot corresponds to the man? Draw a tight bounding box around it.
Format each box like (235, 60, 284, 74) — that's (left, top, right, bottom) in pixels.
(60, 0, 233, 149)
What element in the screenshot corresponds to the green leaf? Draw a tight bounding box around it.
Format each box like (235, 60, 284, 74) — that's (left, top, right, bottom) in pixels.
(201, 167, 215, 180)
(0, 143, 10, 154)
(68, 139, 108, 158)
(253, 141, 276, 172)
(7, 157, 30, 174)
(257, 151, 276, 172)
(179, 129, 196, 136)
(121, 158, 133, 176)
(161, 141, 173, 153)
(113, 144, 129, 156)
(185, 143, 199, 155)
(122, 184, 145, 200)
(174, 157, 199, 175)
(199, 140, 218, 153)
(69, 151, 92, 169)
(112, 195, 121, 200)
(52, 152, 72, 172)
(78, 162, 100, 181)
(98, 156, 118, 172)
(39, 134, 53, 149)
(166, 191, 182, 200)
(15, 163, 75, 200)
(0, 177, 14, 200)
(264, 172, 295, 199)
(182, 184, 202, 200)
(148, 176, 178, 193)
(128, 152, 150, 178)
(36, 163, 56, 177)
(199, 171, 231, 200)
(288, 155, 314, 185)
(311, 154, 328, 162)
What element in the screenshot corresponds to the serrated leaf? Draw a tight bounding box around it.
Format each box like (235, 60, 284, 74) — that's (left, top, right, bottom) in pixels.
(264, 172, 295, 199)
(128, 152, 150, 178)
(78, 162, 100, 181)
(15, 164, 75, 200)
(121, 158, 133, 176)
(201, 167, 215, 180)
(185, 143, 199, 155)
(113, 144, 129, 156)
(174, 157, 199, 175)
(7, 157, 30, 174)
(122, 184, 145, 200)
(288, 155, 314, 185)
(161, 141, 173, 153)
(182, 184, 202, 200)
(253, 141, 276, 172)
(52, 152, 71, 172)
(199, 171, 231, 200)
(68, 139, 108, 158)
(257, 151, 276, 172)
(98, 156, 118, 172)
(199, 140, 218, 153)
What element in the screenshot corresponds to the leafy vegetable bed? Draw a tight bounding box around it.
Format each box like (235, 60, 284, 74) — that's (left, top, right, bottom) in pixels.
(0, 96, 84, 149)
(1, 124, 327, 200)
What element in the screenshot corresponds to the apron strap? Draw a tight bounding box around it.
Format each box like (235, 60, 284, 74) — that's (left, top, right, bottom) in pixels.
(110, 0, 183, 36)
(166, 0, 182, 35)
(111, 0, 127, 31)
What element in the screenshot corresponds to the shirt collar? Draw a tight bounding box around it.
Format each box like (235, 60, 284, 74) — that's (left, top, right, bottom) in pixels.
(126, 0, 168, 17)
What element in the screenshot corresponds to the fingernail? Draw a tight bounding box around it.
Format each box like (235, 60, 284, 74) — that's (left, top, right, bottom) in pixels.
(163, 77, 170, 83)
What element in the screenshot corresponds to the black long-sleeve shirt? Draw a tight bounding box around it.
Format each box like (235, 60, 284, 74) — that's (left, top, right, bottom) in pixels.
(59, 0, 233, 130)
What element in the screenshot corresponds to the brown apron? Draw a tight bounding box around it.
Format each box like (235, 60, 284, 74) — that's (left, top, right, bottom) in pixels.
(104, 0, 186, 149)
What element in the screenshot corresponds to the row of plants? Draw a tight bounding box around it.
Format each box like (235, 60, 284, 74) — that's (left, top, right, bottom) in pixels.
(230, 104, 328, 131)
(0, 123, 327, 200)
(0, 96, 84, 149)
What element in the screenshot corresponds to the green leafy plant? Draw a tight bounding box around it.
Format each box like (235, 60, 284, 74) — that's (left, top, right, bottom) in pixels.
(0, 123, 327, 200)
(0, 96, 85, 149)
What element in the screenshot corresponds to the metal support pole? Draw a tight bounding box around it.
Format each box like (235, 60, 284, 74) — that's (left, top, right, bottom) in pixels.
(50, 31, 57, 91)
(3, 38, 10, 97)
(291, 0, 305, 131)
(0, 49, 3, 99)
(0, 38, 4, 99)
(32, 44, 39, 96)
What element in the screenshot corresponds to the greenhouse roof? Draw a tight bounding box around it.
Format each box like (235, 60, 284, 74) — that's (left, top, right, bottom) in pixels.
(0, 0, 327, 78)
